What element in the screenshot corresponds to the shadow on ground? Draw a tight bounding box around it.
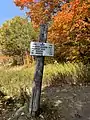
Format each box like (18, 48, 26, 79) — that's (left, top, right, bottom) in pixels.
(1, 85, 90, 120)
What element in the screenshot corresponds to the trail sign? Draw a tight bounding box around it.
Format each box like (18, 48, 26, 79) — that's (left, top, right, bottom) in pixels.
(29, 24, 48, 116)
(30, 42, 54, 56)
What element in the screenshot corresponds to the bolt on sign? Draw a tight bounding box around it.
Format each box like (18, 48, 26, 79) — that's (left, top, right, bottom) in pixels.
(30, 42, 54, 56)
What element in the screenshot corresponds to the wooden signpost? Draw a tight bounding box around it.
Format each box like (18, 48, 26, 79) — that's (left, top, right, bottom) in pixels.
(29, 24, 54, 116)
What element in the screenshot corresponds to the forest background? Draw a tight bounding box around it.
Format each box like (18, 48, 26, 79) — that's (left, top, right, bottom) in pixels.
(0, 0, 90, 105)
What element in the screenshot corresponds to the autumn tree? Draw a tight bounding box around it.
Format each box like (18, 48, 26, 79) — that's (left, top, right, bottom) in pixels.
(0, 16, 38, 65)
(14, 0, 90, 63)
(48, 0, 90, 63)
(14, 0, 67, 116)
(13, 0, 90, 116)
(14, 0, 69, 26)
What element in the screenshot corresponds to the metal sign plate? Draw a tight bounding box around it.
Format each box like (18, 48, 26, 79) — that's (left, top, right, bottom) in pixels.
(30, 42, 54, 56)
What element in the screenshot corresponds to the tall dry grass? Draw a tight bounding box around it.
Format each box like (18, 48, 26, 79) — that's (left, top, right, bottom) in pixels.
(0, 62, 89, 97)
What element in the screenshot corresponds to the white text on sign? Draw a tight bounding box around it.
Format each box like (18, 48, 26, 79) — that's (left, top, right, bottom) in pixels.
(30, 42, 54, 56)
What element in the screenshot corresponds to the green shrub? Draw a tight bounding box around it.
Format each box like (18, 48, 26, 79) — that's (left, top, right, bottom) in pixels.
(0, 62, 89, 97)
(43, 62, 87, 86)
(0, 66, 35, 97)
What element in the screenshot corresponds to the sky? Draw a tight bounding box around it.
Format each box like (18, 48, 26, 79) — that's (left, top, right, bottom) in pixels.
(0, 0, 26, 25)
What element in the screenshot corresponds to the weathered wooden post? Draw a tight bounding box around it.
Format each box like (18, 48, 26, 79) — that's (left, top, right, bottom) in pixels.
(29, 24, 48, 116)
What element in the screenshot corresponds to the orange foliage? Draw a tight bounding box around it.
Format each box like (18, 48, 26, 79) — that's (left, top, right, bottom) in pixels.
(0, 55, 11, 65)
(29, 0, 63, 26)
(14, 0, 33, 6)
(14, 0, 90, 42)
(14, 0, 64, 25)
(14, 0, 90, 63)
(48, 0, 90, 43)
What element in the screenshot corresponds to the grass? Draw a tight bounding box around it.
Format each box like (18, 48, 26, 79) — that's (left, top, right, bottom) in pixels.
(43, 62, 86, 86)
(0, 62, 89, 97)
(0, 65, 35, 97)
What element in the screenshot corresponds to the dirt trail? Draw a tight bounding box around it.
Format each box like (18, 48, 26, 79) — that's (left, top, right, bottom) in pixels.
(42, 85, 90, 120)
(0, 85, 90, 120)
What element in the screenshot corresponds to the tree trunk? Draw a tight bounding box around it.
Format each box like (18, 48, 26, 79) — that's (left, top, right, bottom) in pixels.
(29, 24, 48, 116)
